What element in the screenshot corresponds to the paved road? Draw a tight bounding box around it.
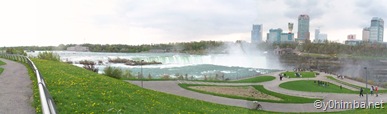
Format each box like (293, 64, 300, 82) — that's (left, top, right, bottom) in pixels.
(0, 58, 35, 114)
(128, 71, 387, 113)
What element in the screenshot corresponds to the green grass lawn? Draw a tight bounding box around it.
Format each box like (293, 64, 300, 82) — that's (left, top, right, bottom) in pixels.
(320, 106, 387, 114)
(0, 68, 3, 74)
(279, 80, 356, 93)
(230, 76, 275, 83)
(0, 60, 5, 75)
(32, 59, 267, 113)
(190, 76, 276, 83)
(282, 71, 316, 78)
(326, 76, 371, 92)
(326, 76, 387, 93)
(0, 60, 5, 65)
(179, 84, 319, 103)
(128, 76, 276, 83)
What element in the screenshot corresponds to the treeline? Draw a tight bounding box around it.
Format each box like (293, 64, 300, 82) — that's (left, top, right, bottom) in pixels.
(4, 48, 27, 56)
(267, 41, 387, 57)
(4, 40, 387, 57)
(1, 41, 225, 54)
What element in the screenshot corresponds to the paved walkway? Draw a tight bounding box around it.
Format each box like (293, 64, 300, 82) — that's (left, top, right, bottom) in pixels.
(0, 58, 35, 114)
(128, 71, 387, 113)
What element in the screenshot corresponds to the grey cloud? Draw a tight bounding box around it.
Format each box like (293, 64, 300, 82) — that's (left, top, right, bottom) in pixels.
(283, 0, 325, 19)
(355, 0, 387, 18)
(114, 0, 259, 40)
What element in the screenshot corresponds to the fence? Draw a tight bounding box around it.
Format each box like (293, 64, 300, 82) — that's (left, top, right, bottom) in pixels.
(0, 54, 57, 114)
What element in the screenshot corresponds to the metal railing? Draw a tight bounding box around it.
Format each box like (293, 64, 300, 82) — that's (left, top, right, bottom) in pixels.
(0, 54, 57, 114)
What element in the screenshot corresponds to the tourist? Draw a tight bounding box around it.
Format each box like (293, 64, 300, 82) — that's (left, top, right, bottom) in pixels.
(375, 86, 379, 97)
(370, 86, 374, 96)
(279, 74, 283, 81)
(359, 88, 364, 97)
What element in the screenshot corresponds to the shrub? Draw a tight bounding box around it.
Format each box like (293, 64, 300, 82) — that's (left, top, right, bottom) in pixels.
(103, 66, 123, 79)
(79, 60, 98, 72)
(5, 48, 27, 56)
(104, 66, 134, 79)
(122, 69, 134, 79)
(37, 51, 60, 62)
(161, 74, 170, 79)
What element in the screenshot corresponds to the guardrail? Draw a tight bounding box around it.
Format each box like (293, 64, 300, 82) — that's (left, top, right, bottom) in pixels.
(0, 54, 57, 114)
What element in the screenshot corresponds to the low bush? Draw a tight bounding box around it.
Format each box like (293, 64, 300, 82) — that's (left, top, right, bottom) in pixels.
(103, 66, 133, 79)
(37, 52, 60, 62)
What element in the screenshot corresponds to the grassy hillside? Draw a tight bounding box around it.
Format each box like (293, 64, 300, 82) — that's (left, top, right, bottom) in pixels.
(190, 76, 276, 83)
(0, 60, 5, 65)
(32, 59, 267, 113)
(0, 60, 5, 75)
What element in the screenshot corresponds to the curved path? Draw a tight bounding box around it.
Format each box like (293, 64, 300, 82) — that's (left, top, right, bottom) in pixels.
(0, 58, 35, 114)
(128, 71, 386, 113)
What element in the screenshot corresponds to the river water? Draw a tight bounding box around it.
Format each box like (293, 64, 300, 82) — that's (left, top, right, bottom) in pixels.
(28, 51, 281, 79)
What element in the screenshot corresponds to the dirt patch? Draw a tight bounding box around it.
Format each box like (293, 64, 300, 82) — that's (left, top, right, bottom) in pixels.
(189, 86, 282, 101)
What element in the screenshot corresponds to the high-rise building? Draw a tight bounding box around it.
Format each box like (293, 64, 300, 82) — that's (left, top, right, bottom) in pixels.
(297, 14, 310, 41)
(313, 28, 328, 43)
(267, 28, 294, 43)
(362, 27, 370, 42)
(251, 24, 262, 43)
(267, 28, 282, 43)
(319, 34, 327, 41)
(369, 17, 384, 43)
(280, 33, 295, 43)
(315, 28, 320, 40)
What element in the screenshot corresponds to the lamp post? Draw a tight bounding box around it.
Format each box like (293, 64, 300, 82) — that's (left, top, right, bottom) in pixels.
(141, 60, 144, 88)
(364, 67, 368, 108)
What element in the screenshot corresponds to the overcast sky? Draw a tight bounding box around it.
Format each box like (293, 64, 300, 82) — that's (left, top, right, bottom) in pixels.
(1, 0, 387, 46)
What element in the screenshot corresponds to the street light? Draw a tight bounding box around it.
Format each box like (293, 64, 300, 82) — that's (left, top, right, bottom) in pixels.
(141, 60, 144, 88)
(364, 67, 368, 108)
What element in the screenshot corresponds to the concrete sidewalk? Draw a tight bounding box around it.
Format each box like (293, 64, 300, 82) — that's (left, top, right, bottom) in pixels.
(0, 58, 35, 114)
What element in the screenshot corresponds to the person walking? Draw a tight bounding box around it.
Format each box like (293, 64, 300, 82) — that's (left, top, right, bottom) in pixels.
(359, 88, 364, 97)
(375, 86, 379, 97)
(370, 86, 374, 96)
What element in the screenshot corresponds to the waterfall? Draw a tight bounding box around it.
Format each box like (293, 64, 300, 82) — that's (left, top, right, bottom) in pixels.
(131, 55, 210, 65)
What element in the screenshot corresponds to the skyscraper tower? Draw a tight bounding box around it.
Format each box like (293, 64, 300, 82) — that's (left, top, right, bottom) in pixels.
(315, 28, 320, 40)
(251, 24, 262, 43)
(297, 14, 310, 41)
(369, 17, 384, 43)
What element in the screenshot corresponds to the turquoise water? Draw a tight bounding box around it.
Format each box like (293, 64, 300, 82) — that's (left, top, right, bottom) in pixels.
(28, 51, 281, 79)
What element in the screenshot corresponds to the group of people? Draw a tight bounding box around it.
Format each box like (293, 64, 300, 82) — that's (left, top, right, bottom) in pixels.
(359, 86, 379, 97)
(314, 80, 329, 87)
(336, 75, 345, 79)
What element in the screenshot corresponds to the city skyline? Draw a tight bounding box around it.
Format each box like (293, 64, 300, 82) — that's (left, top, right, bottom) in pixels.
(1, 0, 387, 46)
